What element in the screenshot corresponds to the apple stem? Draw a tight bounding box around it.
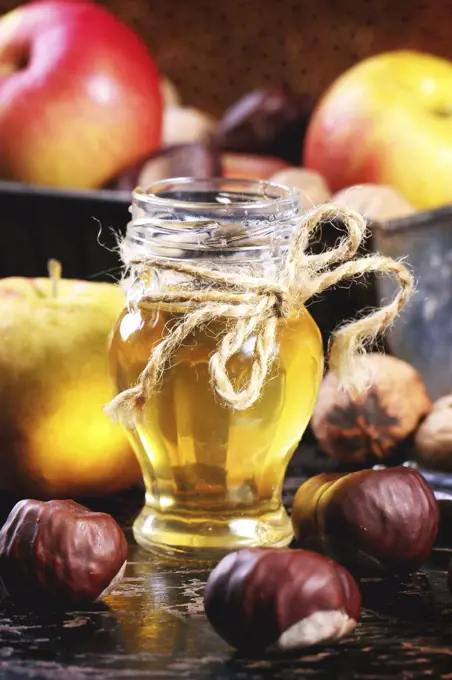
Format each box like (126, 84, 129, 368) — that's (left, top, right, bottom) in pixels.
(47, 259, 62, 298)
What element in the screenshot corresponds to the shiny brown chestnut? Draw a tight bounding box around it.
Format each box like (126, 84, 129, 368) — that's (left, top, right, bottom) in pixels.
(216, 87, 316, 164)
(292, 467, 439, 574)
(448, 559, 452, 594)
(204, 548, 361, 653)
(105, 142, 222, 192)
(0, 499, 128, 606)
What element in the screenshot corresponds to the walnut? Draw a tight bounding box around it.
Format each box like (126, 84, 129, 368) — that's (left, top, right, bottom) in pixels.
(161, 76, 182, 108)
(331, 184, 416, 222)
(162, 107, 218, 147)
(311, 354, 432, 464)
(415, 395, 452, 469)
(270, 168, 331, 207)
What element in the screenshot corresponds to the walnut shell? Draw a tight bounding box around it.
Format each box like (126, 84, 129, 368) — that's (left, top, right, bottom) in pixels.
(270, 168, 331, 207)
(415, 395, 452, 469)
(332, 184, 416, 222)
(161, 76, 182, 108)
(163, 106, 218, 147)
(311, 354, 432, 463)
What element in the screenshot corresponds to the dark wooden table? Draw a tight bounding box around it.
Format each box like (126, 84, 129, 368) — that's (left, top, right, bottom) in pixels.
(0, 473, 452, 680)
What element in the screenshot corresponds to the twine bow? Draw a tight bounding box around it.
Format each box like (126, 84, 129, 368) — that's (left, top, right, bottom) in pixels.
(105, 204, 414, 428)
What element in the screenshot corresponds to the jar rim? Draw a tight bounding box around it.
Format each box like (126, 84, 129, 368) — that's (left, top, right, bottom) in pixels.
(126, 177, 303, 266)
(132, 177, 302, 213)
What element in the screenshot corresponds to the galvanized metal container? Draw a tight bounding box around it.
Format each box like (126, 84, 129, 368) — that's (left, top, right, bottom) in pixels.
(373, 207, 452, 401)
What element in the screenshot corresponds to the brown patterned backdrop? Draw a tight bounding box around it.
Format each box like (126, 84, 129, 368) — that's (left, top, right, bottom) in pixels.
(0, 0, 450, 115)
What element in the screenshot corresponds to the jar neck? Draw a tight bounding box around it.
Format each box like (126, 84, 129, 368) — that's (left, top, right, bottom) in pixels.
(122, 178, 303, 270)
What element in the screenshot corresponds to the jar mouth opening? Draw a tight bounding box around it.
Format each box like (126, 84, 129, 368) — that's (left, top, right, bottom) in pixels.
(126, 177, 303, 266)
(133, 177, 301, 213)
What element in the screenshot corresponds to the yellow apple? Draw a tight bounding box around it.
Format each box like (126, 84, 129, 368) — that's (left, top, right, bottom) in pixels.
(0, 270, 141, 498)
(304, 50, 452, 210)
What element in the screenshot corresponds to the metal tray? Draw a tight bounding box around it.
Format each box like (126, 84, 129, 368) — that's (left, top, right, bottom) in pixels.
(0, 180, 130, 282)
(373, 206, 452, 401)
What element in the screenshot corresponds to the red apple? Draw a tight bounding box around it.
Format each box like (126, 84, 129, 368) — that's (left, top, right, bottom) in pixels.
(304, 50, 452, 210)
(0, 1, 162, 189)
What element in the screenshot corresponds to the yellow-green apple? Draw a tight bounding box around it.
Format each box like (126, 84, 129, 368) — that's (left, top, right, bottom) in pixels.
(0, 1, 162, 189)
(304, 50, 452, 210)
(0, 267, 142, 498)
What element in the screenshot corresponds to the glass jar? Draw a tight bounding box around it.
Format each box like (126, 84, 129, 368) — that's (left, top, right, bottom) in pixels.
(109, 178, 323, 559)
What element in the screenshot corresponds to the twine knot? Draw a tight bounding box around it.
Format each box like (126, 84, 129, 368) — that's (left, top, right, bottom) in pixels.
(105, 204, 414, 428)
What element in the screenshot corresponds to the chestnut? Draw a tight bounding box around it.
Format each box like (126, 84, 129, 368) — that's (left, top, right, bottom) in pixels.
(204, 548, 361, 653)
(216, 87, 316, 164)
(0, 499, 128, 606)
(292, 467, 439, 574)
(106, 142, 222, 193)
(448, 558, 452, 595)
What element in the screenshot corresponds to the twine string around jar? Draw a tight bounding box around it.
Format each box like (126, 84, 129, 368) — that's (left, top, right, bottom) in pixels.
(105, 204, 414, 428)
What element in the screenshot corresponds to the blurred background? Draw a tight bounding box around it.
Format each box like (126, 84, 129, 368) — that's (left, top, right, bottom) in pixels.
(0, 0, 444, 116)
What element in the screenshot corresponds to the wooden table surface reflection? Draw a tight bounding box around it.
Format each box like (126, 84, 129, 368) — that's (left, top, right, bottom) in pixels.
(0, 468, 451, 679)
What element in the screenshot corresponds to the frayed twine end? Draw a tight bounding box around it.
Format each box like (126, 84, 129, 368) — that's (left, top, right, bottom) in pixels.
(104, 389, 146, 429)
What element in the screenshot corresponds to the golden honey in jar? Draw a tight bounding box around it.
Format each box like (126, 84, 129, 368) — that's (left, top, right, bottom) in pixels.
(109, 179, 323, 559)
